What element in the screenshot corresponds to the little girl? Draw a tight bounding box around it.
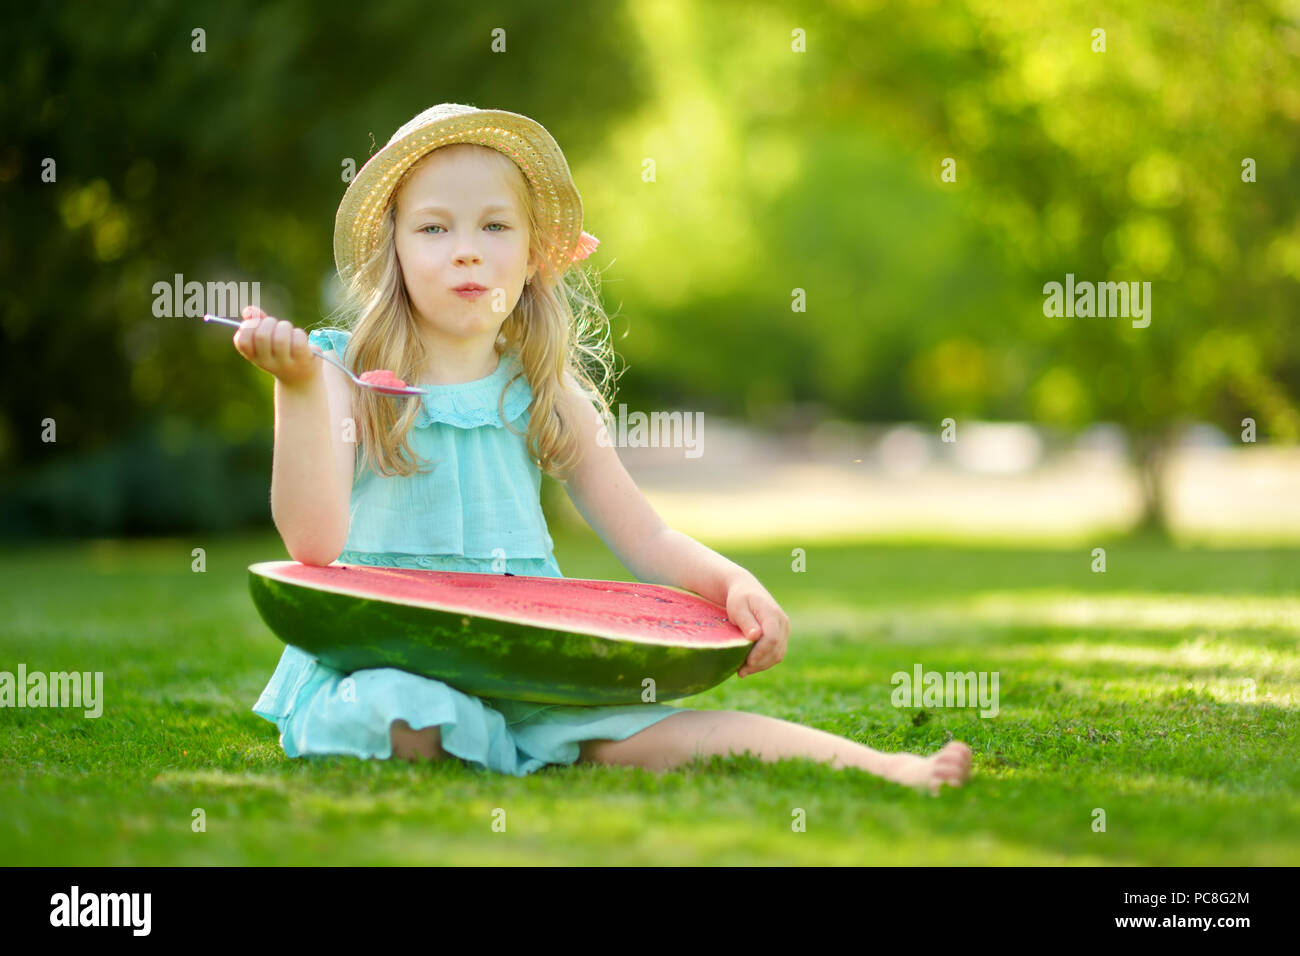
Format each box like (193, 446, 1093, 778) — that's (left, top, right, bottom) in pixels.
(236, 103, 972, 795)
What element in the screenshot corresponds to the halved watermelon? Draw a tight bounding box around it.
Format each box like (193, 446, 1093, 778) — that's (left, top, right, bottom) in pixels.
(248, 561, 752, 705)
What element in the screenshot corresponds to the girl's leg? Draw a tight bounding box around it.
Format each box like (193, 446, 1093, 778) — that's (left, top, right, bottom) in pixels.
(389, 719, 449, 762)
(577, 710, 972, 794)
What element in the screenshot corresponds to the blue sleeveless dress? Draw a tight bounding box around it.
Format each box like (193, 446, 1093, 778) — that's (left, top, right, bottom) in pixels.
(251, 328, 692, 775)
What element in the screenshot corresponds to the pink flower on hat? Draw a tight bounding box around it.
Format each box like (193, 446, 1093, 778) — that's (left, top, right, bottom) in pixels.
(572, 230, 600, 261)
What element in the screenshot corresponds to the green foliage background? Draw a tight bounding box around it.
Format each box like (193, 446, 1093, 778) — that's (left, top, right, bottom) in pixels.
(2, 0, 1296, 536)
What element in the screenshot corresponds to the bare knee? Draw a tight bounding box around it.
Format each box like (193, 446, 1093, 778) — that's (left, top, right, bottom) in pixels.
(389, 718, 448, 762)
(577, 709, 730, 769)
(688, 709, 743, 756)
(667, 709, 765, 764)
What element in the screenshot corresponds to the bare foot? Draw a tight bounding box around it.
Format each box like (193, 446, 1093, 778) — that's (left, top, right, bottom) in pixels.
(883, 741, 973, 796)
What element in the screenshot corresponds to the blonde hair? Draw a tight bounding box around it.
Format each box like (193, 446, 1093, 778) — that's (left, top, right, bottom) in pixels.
(319, 143, 619, 485)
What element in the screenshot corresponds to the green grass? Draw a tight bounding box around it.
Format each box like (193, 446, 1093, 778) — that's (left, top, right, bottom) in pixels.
(1, 528, 1297, 865)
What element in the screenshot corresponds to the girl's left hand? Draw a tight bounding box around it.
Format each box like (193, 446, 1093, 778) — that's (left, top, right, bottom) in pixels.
(725, 572, 790, 678)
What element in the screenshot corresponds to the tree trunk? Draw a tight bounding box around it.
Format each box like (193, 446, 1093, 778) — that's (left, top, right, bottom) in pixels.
(1130, 427, 1173, 539)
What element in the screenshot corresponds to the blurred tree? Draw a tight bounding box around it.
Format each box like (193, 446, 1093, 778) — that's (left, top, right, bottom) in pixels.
(808, 0, 1300, 532)
(3, 0, 1296, 539)
(589, 0, 1299, 534)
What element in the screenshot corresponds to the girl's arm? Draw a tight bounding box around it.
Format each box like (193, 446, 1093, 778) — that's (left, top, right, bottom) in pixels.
(630, 528, 755, 608)
(235, 309, 351, 564)
(555, 375, 755, 606)
(556, 374, 790, 677)
(270, 368, 353, 565)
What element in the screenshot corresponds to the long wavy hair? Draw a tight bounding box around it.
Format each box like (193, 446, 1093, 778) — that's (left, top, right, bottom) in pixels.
(318, 143, 620, 485)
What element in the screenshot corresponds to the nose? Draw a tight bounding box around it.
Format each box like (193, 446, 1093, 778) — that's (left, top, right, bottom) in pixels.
(452, 245, 482, 267)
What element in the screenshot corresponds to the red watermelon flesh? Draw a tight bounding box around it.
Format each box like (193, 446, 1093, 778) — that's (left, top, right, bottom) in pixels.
(358, 369, 407, 389)
(248, 561, 752, 705)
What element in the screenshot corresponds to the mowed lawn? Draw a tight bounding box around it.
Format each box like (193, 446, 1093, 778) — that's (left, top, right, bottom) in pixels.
(1, 527, 1297, 866)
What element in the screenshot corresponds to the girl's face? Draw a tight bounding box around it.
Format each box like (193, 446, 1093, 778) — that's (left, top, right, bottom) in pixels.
(393, 145, 536, 344)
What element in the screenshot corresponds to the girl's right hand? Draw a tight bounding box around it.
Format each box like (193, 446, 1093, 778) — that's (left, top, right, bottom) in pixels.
(232, 305, 321, 389)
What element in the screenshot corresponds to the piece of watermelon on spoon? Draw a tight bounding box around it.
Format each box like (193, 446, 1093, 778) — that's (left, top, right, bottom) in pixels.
(201, 313, 424, 396)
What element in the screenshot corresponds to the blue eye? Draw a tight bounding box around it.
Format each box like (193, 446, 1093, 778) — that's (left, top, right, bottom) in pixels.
(420, 223, 508, 234)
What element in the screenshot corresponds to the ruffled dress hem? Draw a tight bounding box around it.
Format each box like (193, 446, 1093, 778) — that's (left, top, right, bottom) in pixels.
(255, 660, 691, 777)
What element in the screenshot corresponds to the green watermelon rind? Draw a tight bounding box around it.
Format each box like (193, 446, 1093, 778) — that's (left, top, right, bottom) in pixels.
(248, 563, 752, 705)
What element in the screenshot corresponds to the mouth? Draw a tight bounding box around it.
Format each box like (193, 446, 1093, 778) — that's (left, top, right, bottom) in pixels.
(452, 283, 487, 294)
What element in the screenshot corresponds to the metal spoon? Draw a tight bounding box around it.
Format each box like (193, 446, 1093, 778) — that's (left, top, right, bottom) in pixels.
(202, 313, 426, 396)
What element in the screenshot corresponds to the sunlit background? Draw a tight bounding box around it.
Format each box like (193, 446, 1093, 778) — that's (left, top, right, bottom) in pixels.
(2, 0, 1297, 547)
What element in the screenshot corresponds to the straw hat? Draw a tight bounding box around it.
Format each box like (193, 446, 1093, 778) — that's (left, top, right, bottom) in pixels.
(333, 103, 598, 285)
